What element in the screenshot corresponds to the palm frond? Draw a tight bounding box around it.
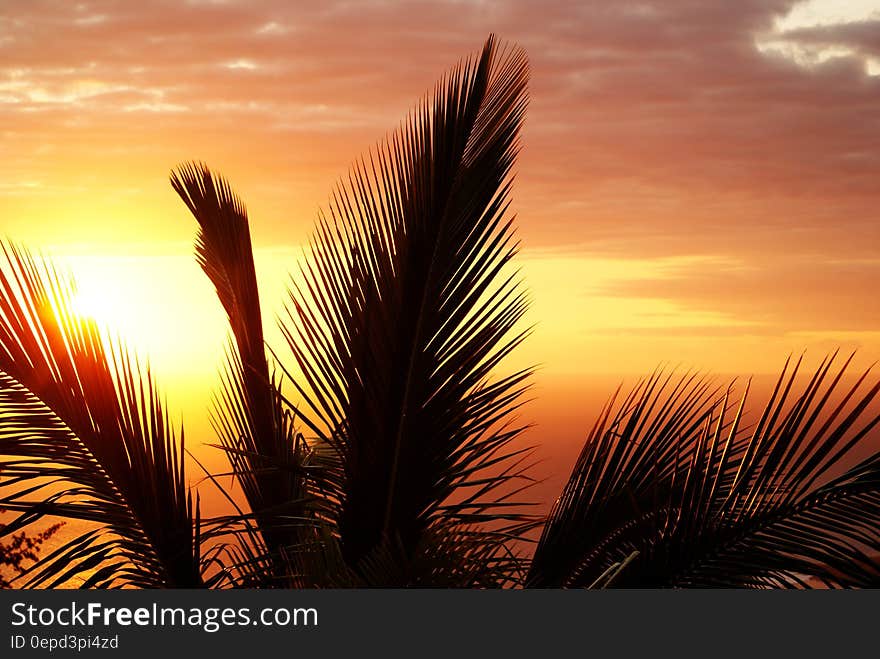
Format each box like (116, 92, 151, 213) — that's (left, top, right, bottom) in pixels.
(171, 164, 327, 586)
(531, 354, 880, 588)
(279, 34, 535, 585)
(528, 370, 723, 586)
(0, 244, 201, 587)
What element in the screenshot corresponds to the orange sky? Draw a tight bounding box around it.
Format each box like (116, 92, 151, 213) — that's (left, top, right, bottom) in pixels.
(2, 0, 879, 506)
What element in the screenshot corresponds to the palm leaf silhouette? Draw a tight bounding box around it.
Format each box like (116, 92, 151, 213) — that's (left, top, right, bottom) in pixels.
(0, 244, 201, 587)
(170, 165, 326, 587)
(529, 354, 880, 588)
(275, 34, 537, 585)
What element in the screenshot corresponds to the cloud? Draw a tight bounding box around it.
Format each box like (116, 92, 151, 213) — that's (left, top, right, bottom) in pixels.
(1, 0, 878, 346)
(757, 11, 880, 75)
(600, 255, 880, 333)
(223, 58, 259, 70)
(255, 21, 288, 35)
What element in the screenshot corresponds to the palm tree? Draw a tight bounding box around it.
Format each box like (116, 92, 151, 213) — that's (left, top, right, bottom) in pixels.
(528, 360, 880, 587)
(0, 245, 203, 587)
(1, 35, 880, 588)
(169, 34, 536, 588)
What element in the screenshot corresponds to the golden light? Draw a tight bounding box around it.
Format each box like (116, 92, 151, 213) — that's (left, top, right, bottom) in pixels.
(56, 251, 230, 381)
(68, 279, 120, 329)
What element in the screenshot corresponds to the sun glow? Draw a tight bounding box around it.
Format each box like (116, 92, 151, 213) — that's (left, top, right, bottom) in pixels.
(55, 251, 230, 379)
(68, 280, 121, 329)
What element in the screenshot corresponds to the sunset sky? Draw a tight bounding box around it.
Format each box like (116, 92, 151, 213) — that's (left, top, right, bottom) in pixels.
(2, 0, 879, 499)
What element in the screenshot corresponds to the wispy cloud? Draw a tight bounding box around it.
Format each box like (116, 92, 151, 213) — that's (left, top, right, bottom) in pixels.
(1, 0, 878, 361)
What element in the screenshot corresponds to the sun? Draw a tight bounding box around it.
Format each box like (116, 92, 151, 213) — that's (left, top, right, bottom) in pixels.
(54, 251, 231, 383)
(68, 281, 118, 328)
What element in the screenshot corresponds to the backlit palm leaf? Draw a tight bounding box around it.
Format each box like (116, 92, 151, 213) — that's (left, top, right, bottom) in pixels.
(171, 165, 328, 586)
(0, 244, 202, 587)
(278, 34, 536, 585)
(530, 354, 880, 588)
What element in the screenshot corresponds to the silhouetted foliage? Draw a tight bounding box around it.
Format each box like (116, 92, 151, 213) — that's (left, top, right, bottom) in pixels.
(528, 358, 880, 587)
(0, 508, 62, 588)
(1, 35, 880, 588)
